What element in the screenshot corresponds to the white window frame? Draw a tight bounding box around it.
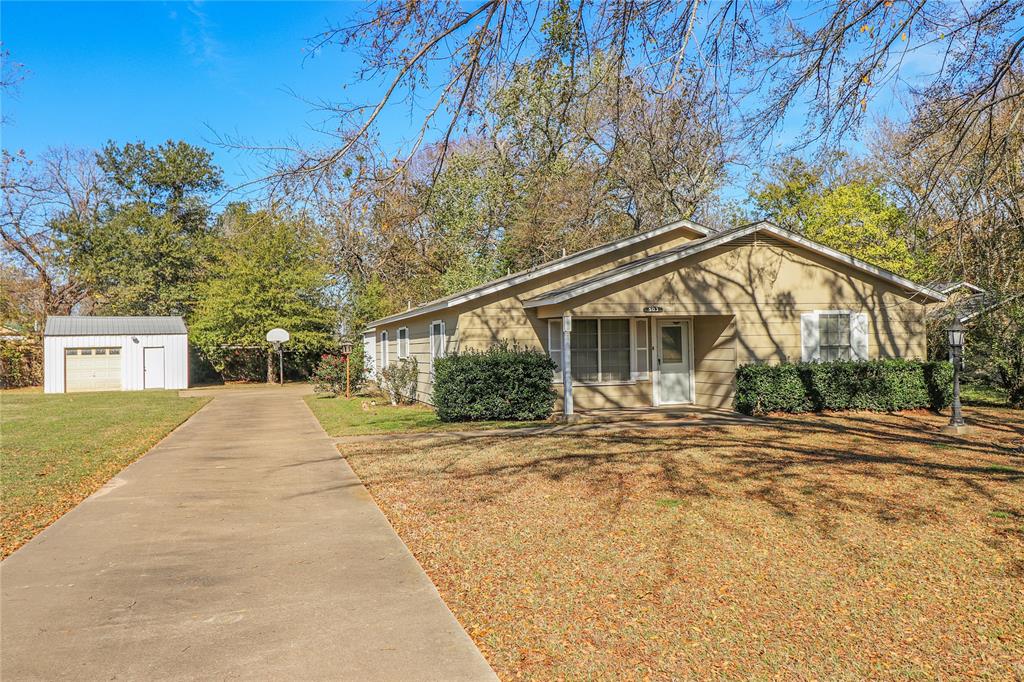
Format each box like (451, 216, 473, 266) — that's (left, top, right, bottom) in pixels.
(547, 317, 635, 386)
(801, 310, 869, 362)
(429, 320, 446, 373)
(632, 318, 650, 380)
(548, 319, 563, 383)
(397, 327, 410, 359)
(379, 330, 389, 368)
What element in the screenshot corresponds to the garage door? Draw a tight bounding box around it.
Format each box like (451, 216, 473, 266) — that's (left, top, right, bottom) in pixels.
(65, 347, 122, 392)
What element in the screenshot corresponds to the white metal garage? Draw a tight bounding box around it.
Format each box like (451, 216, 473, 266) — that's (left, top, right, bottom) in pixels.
(43, 316, 189, 394)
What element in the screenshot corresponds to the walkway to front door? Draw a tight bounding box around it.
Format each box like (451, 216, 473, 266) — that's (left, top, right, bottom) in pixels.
(0, 384, 496, 681)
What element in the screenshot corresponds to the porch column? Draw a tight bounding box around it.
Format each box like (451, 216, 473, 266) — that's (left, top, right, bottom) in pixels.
(562, 313, 573, 417)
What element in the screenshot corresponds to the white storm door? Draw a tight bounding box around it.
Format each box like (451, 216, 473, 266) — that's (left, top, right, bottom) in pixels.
(656, 320, 692, 404)
(144, 347, 166, 389)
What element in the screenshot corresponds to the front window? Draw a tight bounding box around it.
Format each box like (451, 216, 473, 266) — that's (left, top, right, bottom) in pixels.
(549, 318, 635, 383)
(819, 313, 852, 361)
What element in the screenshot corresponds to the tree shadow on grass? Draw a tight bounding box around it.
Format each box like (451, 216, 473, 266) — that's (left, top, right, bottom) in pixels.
(343, 407, 1024, 536)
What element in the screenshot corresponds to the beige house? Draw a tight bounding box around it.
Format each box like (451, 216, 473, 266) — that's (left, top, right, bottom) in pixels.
(364, 220, 946, 416)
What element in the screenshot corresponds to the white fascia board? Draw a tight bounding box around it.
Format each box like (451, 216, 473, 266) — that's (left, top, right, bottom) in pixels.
(366, 218, 713, 327)
(524, 221, 947, 307)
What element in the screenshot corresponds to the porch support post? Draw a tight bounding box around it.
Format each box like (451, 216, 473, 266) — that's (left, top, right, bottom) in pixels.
(562, 312, 573, 417)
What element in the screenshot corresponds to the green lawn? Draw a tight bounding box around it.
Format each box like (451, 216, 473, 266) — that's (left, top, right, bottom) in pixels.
(962, 382, 1011, 407)
(1, 390, 209, 558)
(304, 392, 536, 436)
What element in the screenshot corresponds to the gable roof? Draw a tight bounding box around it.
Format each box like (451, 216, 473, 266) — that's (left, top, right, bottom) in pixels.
(927, 281, 986, 295)
(523, 221, 947, 308)
(366, 218, 712, 328)
(44, 316, 187, 336)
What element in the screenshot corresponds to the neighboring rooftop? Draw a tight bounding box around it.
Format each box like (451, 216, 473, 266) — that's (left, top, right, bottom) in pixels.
(44, 316, 187, 336)
(926, 281, 987, 295)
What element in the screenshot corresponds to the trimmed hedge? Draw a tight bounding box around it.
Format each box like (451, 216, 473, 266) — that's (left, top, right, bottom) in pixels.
(735, 359, 953, 416)
(433, 343, 557, 422)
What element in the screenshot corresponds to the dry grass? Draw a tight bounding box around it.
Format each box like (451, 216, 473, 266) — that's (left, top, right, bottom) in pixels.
(339, 407, 1024, 680)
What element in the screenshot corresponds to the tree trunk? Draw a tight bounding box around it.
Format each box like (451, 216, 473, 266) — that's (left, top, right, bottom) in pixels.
(267, 349, 276, 384)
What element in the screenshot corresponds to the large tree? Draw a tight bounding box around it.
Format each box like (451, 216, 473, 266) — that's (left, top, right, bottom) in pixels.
(69, 140, 223, 316)
(190, 205, 337, 382)
(1, 148, 106, 322)
(273, 0, 1021, 221)
(752, 157, 927, 279)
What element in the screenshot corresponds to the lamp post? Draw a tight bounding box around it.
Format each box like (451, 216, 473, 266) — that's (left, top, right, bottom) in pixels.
(941, 319, 973, 435)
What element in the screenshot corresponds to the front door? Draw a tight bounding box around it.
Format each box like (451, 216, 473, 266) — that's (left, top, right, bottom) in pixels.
(656, 320, 692, 404)
(143, 347, 166, 389)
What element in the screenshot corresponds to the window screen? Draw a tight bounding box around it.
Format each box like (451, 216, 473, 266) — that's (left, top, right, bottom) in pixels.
(819, 313, 852, 361)
(570, 319, 599, 383)
(600, 319, 631, 381)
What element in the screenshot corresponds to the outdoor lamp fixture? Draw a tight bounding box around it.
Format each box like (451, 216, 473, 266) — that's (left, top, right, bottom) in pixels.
(941, 318, 974, 435)
(338, 341, 354, 398)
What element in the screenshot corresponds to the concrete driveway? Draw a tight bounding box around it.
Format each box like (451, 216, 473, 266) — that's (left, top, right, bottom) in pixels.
(1, 384, 496, 681)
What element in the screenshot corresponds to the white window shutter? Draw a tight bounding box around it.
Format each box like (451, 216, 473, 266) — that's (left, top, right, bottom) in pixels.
(801, 312, 820, 362)
(548, 319, 563, 382)
(851, 312, 869, 360)
(632, 318, 649, 380)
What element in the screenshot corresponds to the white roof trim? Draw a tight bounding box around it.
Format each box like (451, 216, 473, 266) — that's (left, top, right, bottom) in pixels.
(365, 218, 711, 327)
(961, 292, 1023, 322)
(524, 221, 946, 307)
(936, 281, 986, 294)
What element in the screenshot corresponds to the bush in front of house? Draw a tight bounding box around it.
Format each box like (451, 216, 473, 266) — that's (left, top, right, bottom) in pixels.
(735, 359, 953, 415)
(379, 357, 419, 405)
(433, 343, 557, 422)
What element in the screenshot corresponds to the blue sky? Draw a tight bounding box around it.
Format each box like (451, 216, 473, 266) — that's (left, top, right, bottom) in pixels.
(2, 1, 400, 190)
(2, 1, 984, 201)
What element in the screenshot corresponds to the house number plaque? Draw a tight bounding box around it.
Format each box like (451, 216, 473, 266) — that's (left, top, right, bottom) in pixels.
(643, 305, 663, 313)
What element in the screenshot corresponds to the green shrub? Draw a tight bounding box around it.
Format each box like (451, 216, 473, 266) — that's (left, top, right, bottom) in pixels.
(310, 354, 351, 396)
(735, 359, 953, 415)
(379, 357, 419, 405)
(0, 341, 42, 389)
(433, 343, 556, 422)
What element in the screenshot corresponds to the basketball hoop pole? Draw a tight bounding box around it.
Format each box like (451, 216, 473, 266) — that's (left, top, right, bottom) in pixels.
(265, 328, 290, 386)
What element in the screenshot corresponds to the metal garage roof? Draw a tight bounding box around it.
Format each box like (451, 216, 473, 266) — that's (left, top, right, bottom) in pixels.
(44, 316, 187, 336)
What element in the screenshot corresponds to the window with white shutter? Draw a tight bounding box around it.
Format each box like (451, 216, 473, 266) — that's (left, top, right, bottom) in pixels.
(632, 318, 650, 380)
(397, 327, 409, 358)
(548, 319, 563, 382)
(802, 311, 869, 362)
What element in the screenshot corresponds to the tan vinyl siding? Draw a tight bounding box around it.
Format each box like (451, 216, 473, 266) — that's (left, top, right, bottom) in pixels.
(537, 236, 930, 364)
(554, 381, 654, 411)
(375, 312, 459, 403)
(692, 315, 737, 409)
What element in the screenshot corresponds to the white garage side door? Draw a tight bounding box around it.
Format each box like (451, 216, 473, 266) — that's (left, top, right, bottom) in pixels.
(144, 347, 166, 389)
(65, 348, 122, 393)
